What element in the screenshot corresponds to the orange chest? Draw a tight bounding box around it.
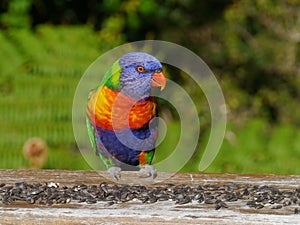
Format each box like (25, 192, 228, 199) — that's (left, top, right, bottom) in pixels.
(87, 86, 157, 130)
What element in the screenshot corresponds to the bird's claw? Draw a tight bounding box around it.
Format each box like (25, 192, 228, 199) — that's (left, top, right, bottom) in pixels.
(108, 166, 121, 181)
(139, 164, 157, 179)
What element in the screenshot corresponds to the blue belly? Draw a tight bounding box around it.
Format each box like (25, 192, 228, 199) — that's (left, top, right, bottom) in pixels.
(95, 123, 156, 167)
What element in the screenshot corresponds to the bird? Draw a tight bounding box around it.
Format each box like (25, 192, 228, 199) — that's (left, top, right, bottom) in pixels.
(86, 52, 166, 180)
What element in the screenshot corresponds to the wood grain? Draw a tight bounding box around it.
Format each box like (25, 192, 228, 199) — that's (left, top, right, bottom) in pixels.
(0, 170, 299, 225)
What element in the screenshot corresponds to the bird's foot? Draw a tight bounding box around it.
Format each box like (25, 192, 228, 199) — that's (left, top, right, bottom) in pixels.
(108, 166, 121, 181)
(139, 164, 157, 179)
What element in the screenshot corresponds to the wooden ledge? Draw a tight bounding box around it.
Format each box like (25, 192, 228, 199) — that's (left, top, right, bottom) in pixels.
(0, 170, 299, 225)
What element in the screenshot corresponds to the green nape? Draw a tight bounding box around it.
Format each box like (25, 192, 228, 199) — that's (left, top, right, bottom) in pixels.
(100, 59, 122, 90)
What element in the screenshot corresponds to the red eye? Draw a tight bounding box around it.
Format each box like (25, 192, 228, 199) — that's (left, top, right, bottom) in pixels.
(136, 66, 145, 73)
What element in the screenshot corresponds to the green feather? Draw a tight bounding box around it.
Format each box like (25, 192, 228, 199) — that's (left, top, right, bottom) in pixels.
(85, 60, 122, 169)
(86, 59, 122, 99)
(86, 116, 97, 152)
(100, 59, 122, 90)
(146, 151, 155, 164)
(86, 115, 115, 169)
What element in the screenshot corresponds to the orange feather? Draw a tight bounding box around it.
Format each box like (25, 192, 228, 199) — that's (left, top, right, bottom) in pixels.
(87, 86, 156, 131)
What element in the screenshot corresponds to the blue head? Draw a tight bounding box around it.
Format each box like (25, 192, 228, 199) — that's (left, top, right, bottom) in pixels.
(119, 52, 166, 99)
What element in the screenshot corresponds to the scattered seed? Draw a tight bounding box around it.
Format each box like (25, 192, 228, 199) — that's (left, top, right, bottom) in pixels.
(204, 199, 214, 204)
(270, 204, 282, 209)
(87, 198, 97, 204)
(255, 203, 264, 209)
(148, 196, 158, 204)
(247, 201, 257, 208)
(203, 185, 218, 191)
(46, 199, 53, 206)
(282, 198, 292, 206)
(215, 204, 222, 210)
(0, 181, 298, 214)
(215, 199, 228, 210)
(26, 197, 35, 204)
(105, 201, 114, 206)
(243, 189, 250, 196)
(47, 182, 59, 188)
(39, 200, 46, 205)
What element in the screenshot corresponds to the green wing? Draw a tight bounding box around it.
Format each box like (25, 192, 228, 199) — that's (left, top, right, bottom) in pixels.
(86, 114, 97, 154)
(99, 59, 122, 90)
(85, 60, 122, 169)
(86, 110, 116, 169)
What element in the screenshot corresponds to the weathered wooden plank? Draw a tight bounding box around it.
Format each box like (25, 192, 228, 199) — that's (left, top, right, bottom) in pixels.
(0, 170, 299, 225)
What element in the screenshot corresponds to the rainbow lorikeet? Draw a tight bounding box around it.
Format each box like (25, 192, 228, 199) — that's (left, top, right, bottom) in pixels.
(86, 52, 166, 180)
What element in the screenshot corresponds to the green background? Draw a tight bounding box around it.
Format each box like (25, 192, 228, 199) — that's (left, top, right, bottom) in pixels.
(1, 0, 300, 174)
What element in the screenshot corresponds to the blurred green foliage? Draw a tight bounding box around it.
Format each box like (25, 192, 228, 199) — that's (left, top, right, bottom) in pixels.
(0, 0, 299, 174)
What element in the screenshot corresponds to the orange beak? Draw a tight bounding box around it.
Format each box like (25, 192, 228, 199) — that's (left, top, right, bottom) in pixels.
(151, 72, 166, 90)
